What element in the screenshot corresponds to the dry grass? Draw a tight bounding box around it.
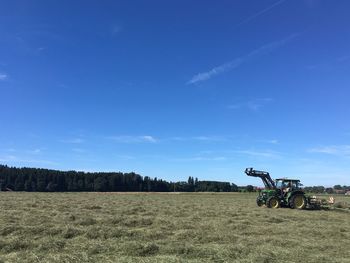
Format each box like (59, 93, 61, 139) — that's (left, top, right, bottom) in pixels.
(0, 192, 349, 262)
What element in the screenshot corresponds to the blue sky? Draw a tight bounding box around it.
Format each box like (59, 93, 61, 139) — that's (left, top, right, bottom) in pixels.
(1, 0, 350, 186)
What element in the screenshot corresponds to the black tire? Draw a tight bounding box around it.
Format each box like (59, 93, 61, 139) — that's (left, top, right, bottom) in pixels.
(266, 197, 280, 209)
(256, 198, 264, 207)
(290, 194, 307, 209)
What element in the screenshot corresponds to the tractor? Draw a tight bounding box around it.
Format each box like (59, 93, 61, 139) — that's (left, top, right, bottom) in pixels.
(245, 168, 307, 209)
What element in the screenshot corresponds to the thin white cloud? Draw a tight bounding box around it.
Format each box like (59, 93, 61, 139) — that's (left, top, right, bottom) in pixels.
(255, 139, 279, 144)
(0, 73, 8, 81)
(0, 154, 58, 165)
(171, 156, 227, 162)
(116, 155, 135, 160)
(192, 136, 226, 142)
(265, 139, 279, 144)
(60, 138, 84, 144)
(247, 98, 273, 111)
(235, 149, 281, 158)
(169, 136, 227, 142)
(228, 98, 273, 111)
(306, 54, 350, 70)
(187, 33, 299, 84)
(109, 135, 157, 143)
(27, 148, 42, 154)
(187, 59, 243, 84)
(235, 0, 287, 28)
(0, 154, 17, 161)
(4, 148, 16, 152)
(308, 145, 350, 157)
(142, 135, 157, 143)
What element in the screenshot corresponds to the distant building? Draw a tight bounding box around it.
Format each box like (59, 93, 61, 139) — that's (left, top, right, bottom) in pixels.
(345, 191, 350, 196)
(335, 189, 346, 194)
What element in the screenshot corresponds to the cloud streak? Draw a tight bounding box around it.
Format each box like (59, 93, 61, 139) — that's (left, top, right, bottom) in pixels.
(0, 73, 8, 81)
(306, 54, 350, 70)
(108, 135, 157, 143)
(235, 0, 287, 28)
(60, 138, 85, 144)
(228, 98, 273, 112)
(171, 156, 227, 162)
(169, 136, 227, 142)
(235, 149, 281, 159)
(0, 154, 58, 166)
(187, 33, 299, 84)
(308, 145, 350, 158)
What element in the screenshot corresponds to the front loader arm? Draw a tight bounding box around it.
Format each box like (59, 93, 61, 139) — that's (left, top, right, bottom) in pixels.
(245, 168, 276, 189)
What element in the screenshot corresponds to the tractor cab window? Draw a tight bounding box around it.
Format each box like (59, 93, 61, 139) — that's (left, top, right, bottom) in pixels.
(275, 180, 301, 190)
(291, 181, 300, 189)
(275, 180, 286, 189)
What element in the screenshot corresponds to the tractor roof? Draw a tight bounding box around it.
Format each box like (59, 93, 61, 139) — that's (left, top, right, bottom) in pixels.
(275, 178, 300, 182)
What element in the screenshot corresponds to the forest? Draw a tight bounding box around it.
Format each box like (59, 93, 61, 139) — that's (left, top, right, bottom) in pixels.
(0, 164, 239, 192)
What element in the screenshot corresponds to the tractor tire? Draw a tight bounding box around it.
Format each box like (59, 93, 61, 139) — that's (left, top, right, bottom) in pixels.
(256, 198, 264, 207)
(290, 194, 307, 209)
(266, 197, 280, 209)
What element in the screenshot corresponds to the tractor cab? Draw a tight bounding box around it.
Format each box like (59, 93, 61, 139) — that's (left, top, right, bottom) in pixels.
(275, 179, 302, 193)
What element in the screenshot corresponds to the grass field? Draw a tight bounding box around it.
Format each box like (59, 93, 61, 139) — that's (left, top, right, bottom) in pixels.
(0, 192, 349, 263)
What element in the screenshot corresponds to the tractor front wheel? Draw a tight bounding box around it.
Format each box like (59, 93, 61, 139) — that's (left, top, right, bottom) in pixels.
(267, 197, 280, 208)
(256, 198, 264, 207)
(290, 194, 307, 209)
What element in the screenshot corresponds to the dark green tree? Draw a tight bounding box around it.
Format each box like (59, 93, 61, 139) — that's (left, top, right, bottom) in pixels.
(246, 185, 254, 192)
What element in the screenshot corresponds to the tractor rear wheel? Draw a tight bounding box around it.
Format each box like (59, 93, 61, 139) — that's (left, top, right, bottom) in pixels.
(290, 194, 307, 209)
(267, 197, 280, 208)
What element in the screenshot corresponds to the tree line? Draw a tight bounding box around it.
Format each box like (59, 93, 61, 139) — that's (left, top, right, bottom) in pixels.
(0, 165, 238, 192)
(303, 185, 349, 194)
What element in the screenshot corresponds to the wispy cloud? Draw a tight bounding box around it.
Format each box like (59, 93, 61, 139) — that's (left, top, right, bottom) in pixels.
(255, 139, 279, 144)
(60, 138, 84, 144)
(228, 98, 273, 111)
(264, 139, 279, 144)
(235, 149, 281, 158)
(171, 156, 227, 162)
(170, 136, 227, 142)
(308, 145, 350, 158)
(247, 98, 273, 111)
(0, 73, 8, 81)
(5, 148, 16, 152)
(192, 136, 226, 142)
(27, 148, 42, 154)
(72, 148, 86, 153)
(36, 47, 46, 52)
(0, 154, 58, 166)
(306, 54, 350, 70)
(116, 155, 135, 160)
(108, 135, 157, 143)
(187, 33, 299, 84)
(235, 0, 287, 28)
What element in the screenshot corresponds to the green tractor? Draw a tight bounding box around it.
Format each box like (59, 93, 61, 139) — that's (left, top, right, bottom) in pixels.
(245, 168, 307, 209)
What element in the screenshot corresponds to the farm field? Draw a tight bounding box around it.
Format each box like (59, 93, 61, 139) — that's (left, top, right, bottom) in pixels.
(0, 192, 349, 263)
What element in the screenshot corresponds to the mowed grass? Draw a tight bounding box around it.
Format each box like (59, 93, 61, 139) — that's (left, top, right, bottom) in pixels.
(0, 192, 349, 263)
